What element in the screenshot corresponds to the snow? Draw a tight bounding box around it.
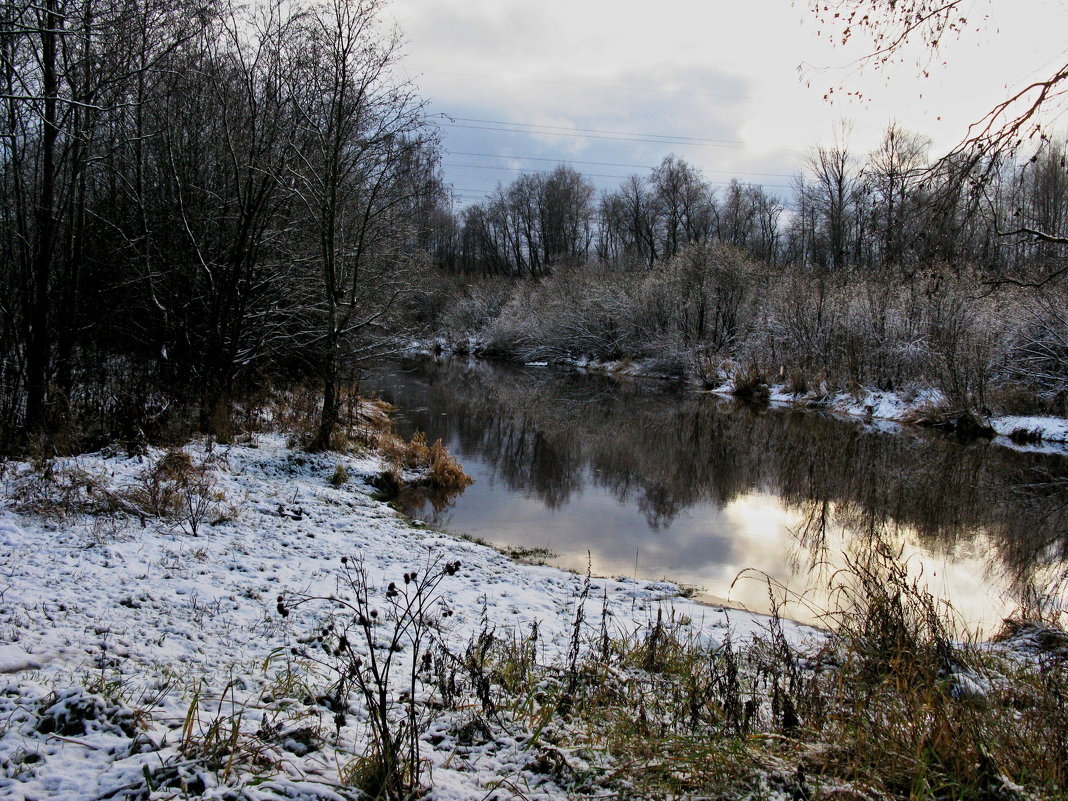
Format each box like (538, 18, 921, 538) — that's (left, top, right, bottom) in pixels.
(0, 436, 812, 799)
(991, 415, 1068, 444)
(0, 645, 46, 674)
(729, 378, 1068, 453)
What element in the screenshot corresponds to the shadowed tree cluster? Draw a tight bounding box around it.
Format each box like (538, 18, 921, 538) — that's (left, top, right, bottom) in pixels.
(0, 0, 447, 453)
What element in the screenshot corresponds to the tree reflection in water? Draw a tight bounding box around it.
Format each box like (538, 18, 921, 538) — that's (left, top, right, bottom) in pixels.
(364, 356, 1068, 628)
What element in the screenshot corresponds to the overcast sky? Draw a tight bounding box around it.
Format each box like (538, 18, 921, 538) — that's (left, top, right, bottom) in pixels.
(388, 0, 1068, 207)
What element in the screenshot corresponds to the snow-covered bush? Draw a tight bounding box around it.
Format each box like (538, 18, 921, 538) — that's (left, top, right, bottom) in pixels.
(1005, 292, 1068, 413)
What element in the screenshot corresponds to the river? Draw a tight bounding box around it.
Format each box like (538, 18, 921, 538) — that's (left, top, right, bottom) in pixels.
(363, 355, 1068, 632)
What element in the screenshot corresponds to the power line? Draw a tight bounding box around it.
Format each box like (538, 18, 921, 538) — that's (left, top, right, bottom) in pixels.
(441, 122, 745, 149)
(452, 151, 655, 170)
(444, 116, 742, 145)
(449, 150, 798, 179)
(445, 162, 632, 180)
(445, 166, 794, 193)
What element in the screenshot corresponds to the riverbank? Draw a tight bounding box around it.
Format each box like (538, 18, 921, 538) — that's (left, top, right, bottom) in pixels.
(421, 341, 1068, 454)
(0, 434, 809, 800)
(2, 432, 1065, 799)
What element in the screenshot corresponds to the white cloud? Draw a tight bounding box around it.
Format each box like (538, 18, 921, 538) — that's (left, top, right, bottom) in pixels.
(389, 0, 1068, 201)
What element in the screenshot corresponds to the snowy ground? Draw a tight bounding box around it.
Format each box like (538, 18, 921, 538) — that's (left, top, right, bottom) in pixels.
(0, 436, 811, 800)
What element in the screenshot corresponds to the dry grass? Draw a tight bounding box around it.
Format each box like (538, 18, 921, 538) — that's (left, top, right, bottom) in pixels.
(412, 544, 1068, 800)
(731, 363, 771, 405)
(230, 382, 395, 454)
(378, 431, 473, 494)
(10, 460, 112, 520)
(900, 401, 995, 438)
(328, 463, 349, 486)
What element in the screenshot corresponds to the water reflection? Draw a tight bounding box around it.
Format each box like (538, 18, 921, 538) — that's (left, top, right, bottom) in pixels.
(363, 356, 1068, 630)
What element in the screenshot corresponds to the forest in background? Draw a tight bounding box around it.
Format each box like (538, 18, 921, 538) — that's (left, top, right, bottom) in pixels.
(2, 0, 1068, 456)
(422, 132, 1068, 421)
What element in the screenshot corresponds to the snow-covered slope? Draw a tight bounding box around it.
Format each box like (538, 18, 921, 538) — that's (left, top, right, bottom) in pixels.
(0, 436, 805, 800)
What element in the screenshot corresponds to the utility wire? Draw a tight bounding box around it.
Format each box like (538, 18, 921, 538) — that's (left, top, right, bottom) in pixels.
(447, 161, 792, 189)
(445, 116, 743, 145)
(449, 150, 797, 179)
(408, 68, 751, 101)
(446, 168, 794, 193)
(440, 122, 745, 148)
(445, 162, 633, 180)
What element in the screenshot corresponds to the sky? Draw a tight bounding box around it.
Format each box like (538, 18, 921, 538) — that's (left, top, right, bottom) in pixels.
(387, 0, 1068, 208)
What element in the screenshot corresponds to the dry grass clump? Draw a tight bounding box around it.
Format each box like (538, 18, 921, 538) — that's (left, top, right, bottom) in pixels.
(378, 431, 473, 494)
(786, 368, 810, 396)
(377, 430, 431, 469)
(731, 363, 771, 405)
(328, 463, 349, 486)
(10, 460, 118, 520)
(901, 400, 995, 438)
(122, 448, 226, 535)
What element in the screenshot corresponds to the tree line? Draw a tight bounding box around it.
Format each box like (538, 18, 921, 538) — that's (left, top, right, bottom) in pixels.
(433, 124, 1068, 284)
(425, 131, 1068, 418)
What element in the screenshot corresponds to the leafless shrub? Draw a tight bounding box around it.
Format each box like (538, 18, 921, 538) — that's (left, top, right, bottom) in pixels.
(281, 554, 464, 800)
(731, 364, 771, 405)
(123, 449, 223, 536)
(1005, 292, 1068, 414)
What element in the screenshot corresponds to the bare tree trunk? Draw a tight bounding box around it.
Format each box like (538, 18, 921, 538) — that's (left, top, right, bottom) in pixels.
(24, 0, 60, 437)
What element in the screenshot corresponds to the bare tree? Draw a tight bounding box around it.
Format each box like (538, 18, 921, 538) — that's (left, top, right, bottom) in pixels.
(651, 155, 714, 260)
(864, 123, 930, 270)
(808, 0, 1068, 275)
(286, 0, 432, 450)
(801, 130, 864, 271)
(538, 164, 595, 268)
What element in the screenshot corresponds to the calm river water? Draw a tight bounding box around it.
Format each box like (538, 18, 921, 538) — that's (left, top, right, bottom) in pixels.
(363, 355, 1068, 632)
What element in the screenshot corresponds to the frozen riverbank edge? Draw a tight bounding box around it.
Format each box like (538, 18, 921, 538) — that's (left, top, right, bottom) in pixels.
(417, 342, 1068, 456)
(0, 434, 819, 800)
